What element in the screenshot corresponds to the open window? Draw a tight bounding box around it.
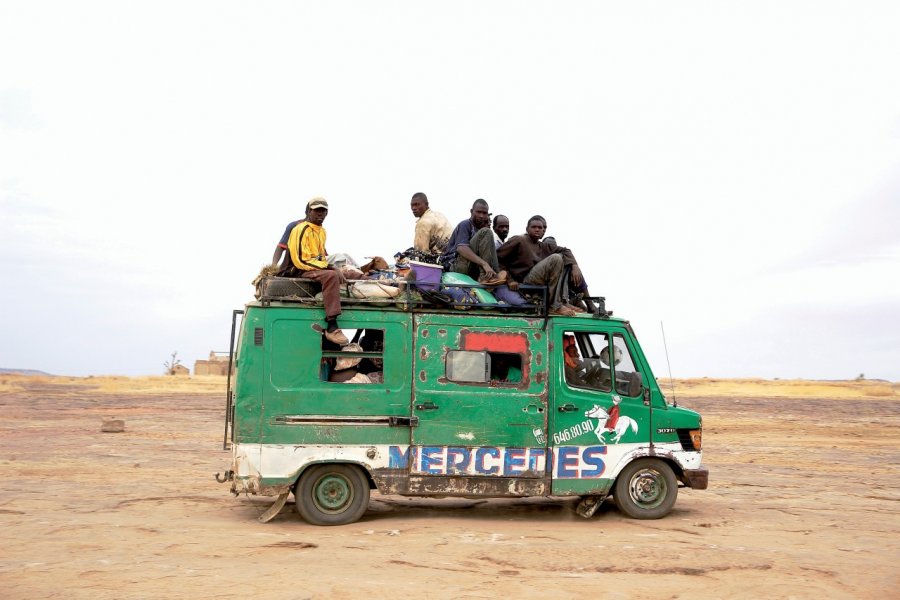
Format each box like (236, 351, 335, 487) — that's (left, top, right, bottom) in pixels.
(446, 350, 523, 385)
(489, 352, 522, 383)
(321, 328, 385, 384)
(611, 333, 642, 397)
(562, 331, 613, 392)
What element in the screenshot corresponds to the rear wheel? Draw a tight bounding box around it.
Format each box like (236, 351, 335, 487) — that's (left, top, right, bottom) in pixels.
(295, 464, 370, 526)
(613, 458, 678, 519)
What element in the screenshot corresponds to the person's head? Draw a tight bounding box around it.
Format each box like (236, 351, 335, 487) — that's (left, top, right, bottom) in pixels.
(492, 214, 510, 242)
(410, 192, 429, 218)
(305, 197, 329, 225)
(526, 215, 547, 242)
(543, 236, 558, 251)
(470, 199, 490, 228)
(563, 335, 578, 357)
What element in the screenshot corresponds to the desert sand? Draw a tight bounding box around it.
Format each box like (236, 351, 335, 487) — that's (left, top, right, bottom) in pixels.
(1, 374, 897, 599)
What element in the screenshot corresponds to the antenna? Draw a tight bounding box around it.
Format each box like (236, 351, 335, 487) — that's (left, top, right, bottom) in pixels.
(660, 321, 676, 407)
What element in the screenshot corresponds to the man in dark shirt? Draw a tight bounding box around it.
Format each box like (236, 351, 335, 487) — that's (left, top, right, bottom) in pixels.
(272, 216, 306, 267)
(440, 199, 506, 285)
(497, 215, 582, 316)
(544, 236, 598, 314)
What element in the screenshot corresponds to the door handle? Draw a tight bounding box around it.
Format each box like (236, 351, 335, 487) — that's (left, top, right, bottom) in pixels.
(558, 403, 578, 413)
(415, 401, 439, 411)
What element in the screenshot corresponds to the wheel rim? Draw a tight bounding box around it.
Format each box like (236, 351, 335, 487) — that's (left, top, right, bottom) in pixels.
(628, 468, 668, 509)
(312, 473, 354, 514)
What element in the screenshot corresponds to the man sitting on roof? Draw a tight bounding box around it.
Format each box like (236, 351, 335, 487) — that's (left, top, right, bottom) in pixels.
(543, 236, 598, 314)
(271, 216, 305, 268)
(497, 215, 581, 317)
(492, 214, 510, 248)
(440, 198, 507, 285)
(410, 192, 453, 256)
(279, 197, 349, 346)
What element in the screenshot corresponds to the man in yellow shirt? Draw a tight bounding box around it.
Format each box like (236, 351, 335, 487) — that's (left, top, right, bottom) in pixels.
(282, 198, 349, 345)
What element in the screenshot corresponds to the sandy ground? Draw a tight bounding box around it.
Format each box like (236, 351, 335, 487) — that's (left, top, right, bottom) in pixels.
(1, 375, 898, 599)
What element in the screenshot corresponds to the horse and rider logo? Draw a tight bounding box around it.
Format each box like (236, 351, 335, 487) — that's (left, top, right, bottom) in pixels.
(584, 396, 638, 444)
(541, 395, 640, 446)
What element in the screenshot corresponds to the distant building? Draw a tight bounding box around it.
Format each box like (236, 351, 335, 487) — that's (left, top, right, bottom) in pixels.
(171, 364, 190, 377)
(194, 351, 231, 376)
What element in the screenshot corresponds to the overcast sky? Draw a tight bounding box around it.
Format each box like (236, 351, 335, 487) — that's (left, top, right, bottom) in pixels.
(1, 1, 898, 381)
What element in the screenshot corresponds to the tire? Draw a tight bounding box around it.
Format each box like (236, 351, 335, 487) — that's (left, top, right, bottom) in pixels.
(613, 458, 678, 519)
(294, 464, 370, 526)
(261, 277, 319, 299)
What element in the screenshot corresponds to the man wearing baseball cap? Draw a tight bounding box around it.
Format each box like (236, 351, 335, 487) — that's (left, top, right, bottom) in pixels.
(282, 197, 349, 345)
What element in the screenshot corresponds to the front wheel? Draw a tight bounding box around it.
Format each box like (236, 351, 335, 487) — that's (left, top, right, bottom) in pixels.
(613, 458, 678, 519)
(295, 464, 370, 526)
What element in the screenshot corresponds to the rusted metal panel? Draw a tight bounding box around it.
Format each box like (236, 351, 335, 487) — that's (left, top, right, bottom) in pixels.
(407, 475, 550, 497)
(370, 468, 409, 495)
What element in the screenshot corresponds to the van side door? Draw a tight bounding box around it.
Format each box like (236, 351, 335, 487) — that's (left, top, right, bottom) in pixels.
(406, 314, 550, 496)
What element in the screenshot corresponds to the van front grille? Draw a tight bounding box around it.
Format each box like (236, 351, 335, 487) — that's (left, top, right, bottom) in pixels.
(677, 429, 697, 451)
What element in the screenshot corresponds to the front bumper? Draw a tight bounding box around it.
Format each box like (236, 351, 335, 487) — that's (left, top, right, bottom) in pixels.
(682, 466, 709, 490)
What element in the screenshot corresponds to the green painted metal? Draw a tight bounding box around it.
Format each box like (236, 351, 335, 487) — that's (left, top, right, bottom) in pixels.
(234, 303, 412, 446)
(312, 472, 354, 513)
(411, 312, 547, 454)
(230, 300, 703, 499)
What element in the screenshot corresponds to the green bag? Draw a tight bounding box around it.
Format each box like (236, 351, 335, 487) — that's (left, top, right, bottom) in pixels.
(440, 272, 498, 305)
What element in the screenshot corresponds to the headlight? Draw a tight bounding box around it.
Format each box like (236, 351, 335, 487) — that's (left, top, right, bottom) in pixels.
(689, 429, 702, 450)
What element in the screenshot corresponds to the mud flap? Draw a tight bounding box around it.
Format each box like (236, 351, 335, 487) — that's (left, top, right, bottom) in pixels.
(257, 491, 290, 523)
(576, 495, 605, 519)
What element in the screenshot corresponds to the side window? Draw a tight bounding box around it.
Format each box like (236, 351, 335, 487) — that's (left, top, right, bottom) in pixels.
(611, 334, 641, 397)
(321, 328, 385, 384)
(489, 352, 522, 384)
(562, 331, 612, 392)
(446, 350, 489, 382)
(446, 350, 523, 385)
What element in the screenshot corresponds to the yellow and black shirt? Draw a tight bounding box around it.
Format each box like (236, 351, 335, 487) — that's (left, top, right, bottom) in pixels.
(287, 221, 328, 271)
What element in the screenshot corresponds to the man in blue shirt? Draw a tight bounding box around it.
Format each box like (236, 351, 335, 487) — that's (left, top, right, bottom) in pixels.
(440, 199, 506, 285)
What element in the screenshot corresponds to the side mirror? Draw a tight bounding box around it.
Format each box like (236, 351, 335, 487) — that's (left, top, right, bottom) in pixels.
(628, 371, 643, 397)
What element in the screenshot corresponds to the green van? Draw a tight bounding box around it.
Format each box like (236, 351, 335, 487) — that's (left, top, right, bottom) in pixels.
(218, 287, 707, 525)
